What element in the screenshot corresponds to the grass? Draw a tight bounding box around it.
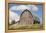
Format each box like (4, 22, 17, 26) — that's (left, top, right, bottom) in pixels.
(8, 24, 45, 30)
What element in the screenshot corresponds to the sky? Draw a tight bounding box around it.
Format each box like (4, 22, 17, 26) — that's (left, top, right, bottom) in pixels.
(9, 4, 43, 24)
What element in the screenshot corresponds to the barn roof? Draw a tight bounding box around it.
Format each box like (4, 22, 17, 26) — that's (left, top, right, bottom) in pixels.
(20, 9, 33, 17)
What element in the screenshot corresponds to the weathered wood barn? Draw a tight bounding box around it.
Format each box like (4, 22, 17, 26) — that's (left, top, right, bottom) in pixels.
(19, 9, 34, 25)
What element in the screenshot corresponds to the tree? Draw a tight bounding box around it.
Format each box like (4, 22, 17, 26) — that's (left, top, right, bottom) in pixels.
(33, 16, 40, 24)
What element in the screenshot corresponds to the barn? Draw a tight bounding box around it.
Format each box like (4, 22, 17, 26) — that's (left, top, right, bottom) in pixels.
(19, 9, 34, 25)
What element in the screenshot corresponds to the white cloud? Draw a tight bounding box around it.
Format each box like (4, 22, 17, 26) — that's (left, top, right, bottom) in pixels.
(9, 11, 20, 24)
(31, 5, 38, 11)
(27, 5, 38, 11)
(10, 5, 38, 11)
(16, 5, 31, 11)
(10, 5, 31, 11)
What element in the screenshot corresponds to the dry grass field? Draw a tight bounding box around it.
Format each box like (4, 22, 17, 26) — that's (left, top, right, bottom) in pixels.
(8, 23, 45, 30)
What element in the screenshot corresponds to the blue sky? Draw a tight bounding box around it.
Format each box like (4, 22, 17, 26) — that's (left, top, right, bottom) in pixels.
(9, 4, 43, 22)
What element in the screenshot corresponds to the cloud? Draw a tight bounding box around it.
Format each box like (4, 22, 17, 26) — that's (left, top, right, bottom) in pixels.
(10, 5, 31, 11)
(31, 5, 38, 11)
(27, 5, 38, 11)
(10, 5, 38, 11)
(9, 11, 20, 24)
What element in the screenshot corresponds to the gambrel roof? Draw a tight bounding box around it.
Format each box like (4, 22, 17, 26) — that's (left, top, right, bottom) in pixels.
(20, 9, 33, 17)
